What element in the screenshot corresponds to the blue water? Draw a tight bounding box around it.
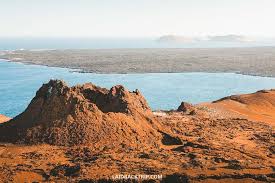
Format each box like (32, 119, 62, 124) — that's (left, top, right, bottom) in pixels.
(1, 59, 275, 117)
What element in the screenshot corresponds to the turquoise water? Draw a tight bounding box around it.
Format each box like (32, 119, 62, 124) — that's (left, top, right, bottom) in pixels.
(1, 59, 275, 117)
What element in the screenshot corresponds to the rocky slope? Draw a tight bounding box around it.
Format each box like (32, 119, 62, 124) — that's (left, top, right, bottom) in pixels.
(0, 80, 179, 148)
(0, 81, 274, 182)
(208, 89, 275, 125)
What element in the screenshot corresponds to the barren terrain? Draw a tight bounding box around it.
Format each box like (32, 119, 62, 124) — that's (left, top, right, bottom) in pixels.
(0, 80, 274, 182)
(1, 47, 275, 76)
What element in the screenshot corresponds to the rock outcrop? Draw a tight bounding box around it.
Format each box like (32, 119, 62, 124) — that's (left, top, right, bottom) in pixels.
(0, 80, 163, 147)
(177, 102, 196, 114)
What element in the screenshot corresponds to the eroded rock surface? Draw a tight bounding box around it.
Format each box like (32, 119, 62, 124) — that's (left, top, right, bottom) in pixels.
(177, 102, 196, 114)
(0, 80, 163, 147)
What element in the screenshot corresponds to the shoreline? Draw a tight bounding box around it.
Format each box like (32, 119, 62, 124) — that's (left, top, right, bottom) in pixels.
(1, 47, 275, 77)
(2, 56, 275, 78)
(0, 57, 272, 78)
(0, 57, 268, 77)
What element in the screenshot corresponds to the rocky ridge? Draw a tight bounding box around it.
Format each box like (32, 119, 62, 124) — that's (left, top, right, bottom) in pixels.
(0, 80, 175, 147)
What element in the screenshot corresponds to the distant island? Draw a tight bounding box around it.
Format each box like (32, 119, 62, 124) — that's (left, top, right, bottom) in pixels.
(157, 34, 254, 43)
(1, 47, 275, 77)
(157, 35, 197, 43)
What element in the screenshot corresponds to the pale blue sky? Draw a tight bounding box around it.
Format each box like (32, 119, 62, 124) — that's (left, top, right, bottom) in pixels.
(0, 0, 274, 37)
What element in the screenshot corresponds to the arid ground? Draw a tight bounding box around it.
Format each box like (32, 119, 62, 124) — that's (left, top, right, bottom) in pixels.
(0, 80, 274, 182)
(1, 47, 275, 76)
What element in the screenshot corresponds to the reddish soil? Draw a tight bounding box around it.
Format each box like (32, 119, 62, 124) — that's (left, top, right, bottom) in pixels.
(205, 90, 275, 126)
(0, 80, 274, 182)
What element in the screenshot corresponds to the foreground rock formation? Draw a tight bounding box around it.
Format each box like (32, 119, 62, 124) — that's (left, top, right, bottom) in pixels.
(0, 80, 173, 148)
(0, 80, 274, 182)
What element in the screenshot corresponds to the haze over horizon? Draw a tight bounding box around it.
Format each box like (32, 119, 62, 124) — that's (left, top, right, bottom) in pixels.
(1, 0, 275, 38)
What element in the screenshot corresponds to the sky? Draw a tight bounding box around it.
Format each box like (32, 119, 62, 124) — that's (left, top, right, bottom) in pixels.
(0, 0, 275, 38)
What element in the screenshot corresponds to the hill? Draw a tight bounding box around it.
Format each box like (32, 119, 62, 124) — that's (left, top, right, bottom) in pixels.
(210, 90, 275, 125)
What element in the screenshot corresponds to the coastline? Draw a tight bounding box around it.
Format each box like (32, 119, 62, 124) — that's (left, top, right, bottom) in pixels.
(1, 57, 272, 77)
(1, 47, 275, 77)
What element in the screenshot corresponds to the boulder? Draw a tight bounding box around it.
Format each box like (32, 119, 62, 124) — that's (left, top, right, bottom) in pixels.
(177, 102, 196, 114)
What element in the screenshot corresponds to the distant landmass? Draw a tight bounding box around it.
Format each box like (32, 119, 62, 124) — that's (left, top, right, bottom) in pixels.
(0, 35, 275, 50)
(157, 35, 197, 43)
(2, 47, 275, 77)
(208, 35, 253, 42)
(157, 34, 254, 43)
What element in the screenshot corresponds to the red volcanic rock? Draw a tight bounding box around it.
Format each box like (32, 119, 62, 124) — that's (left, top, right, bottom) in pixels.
(0, 80, 164, 147)
(82, 83, 151, 115)
(0, 114, 10, 123)
(177, 102, 196, 114)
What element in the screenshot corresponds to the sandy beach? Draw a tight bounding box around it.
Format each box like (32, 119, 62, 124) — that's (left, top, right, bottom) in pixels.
(1, 47, 275, 77)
